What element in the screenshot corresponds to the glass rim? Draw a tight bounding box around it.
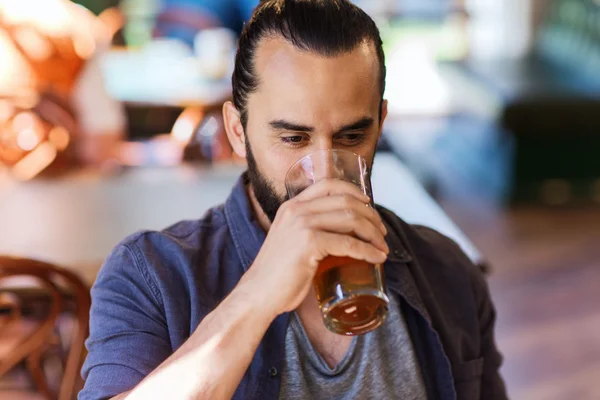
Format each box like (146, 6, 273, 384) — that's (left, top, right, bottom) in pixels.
(285, 149, 367, 183)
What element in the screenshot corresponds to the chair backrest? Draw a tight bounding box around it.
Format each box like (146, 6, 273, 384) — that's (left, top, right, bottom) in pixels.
(0, 257, 91, 400)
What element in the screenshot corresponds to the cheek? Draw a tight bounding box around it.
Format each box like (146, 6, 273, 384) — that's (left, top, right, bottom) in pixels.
(277, 153, 306, 194)
(252, 142, 299, 193)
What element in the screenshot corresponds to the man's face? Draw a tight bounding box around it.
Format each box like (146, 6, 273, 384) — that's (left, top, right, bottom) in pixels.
(244, 36, 387, 221)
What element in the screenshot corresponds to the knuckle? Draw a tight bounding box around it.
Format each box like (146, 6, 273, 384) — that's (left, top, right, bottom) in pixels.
(283, 200, 299, 216)
(341, 194, 354, 207)
(370, 207, 382, 221)
(369, 225, 380, 238)
(296, 213, 311, 229)
(344, 208, 358, 221)
(277, 201, 289, 214)
(311, 180, 328, 194)
(345, 236, 359, 252)
(304, 229, 317, 244)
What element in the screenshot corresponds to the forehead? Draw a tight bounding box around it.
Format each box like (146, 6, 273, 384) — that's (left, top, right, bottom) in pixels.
(250, 36, 381, 120)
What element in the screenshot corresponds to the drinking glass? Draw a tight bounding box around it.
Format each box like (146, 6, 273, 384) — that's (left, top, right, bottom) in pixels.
(285, 149, 389, 335)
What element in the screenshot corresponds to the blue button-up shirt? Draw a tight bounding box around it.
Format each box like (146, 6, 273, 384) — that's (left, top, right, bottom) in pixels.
(80, 175, 507, 400)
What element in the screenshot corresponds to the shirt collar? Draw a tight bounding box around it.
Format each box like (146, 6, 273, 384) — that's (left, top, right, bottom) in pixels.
(224, 173, 266, 272)
(377, 205, 431, 323)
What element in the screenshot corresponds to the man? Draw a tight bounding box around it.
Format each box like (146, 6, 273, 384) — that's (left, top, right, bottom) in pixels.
(80, 1, 507, 399)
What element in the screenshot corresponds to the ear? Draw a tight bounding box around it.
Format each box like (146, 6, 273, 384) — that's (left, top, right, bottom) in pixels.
(378, 99, 388, 141)
(223, 101, 247, 158)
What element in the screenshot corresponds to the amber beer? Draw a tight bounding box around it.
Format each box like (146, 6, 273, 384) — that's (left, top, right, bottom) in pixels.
(285, 149, 389, 336)
(313, 256, 388, 335)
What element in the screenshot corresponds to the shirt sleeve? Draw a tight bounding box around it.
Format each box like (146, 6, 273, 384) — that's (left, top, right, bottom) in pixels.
(79, 243, 172, 400)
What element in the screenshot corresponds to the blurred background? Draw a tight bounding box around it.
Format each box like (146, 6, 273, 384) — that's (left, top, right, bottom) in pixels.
(0, 0, 599, 398)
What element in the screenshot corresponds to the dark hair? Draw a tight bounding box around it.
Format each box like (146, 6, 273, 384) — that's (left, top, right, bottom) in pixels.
(232, 0, 386, 128)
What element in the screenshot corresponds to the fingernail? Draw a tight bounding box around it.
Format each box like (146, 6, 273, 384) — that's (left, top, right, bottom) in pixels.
(380, 223, 387, 235)
(379, 251, 388, 261)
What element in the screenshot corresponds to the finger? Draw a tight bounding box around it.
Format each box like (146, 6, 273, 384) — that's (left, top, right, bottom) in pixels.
(305, 211, 388, 253)
(318, 232, 388, 265)
(299, 195, 386, 235)
(293, 179, 370, 203)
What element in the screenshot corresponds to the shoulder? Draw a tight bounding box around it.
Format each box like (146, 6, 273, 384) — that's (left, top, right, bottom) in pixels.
(377, 205, 485, 292)
(410, 225, 479, 274)
(89, 203, 236, 339)
(118, 204, 229, 264)
(94, 204, 232, 298)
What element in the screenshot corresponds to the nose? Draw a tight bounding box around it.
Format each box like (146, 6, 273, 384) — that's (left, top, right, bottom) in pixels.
(307, 138, 333, 179)
(321, 153, 337, 180)
(311, 144, 346, 181)
(315, 137, 334, 153)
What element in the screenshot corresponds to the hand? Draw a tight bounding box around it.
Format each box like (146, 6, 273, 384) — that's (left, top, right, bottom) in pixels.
(244, 179, 389, 316)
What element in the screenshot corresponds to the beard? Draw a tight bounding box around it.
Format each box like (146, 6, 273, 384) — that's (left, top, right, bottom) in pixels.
(245, 138, 288, 222)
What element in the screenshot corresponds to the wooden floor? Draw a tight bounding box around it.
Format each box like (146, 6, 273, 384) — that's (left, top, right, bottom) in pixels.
(441, 199, 600, 400)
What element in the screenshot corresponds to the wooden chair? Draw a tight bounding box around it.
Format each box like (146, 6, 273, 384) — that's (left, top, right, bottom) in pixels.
(0, 257, 91, 400)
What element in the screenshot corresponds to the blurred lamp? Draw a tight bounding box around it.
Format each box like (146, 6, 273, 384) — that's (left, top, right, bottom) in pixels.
(0, 0, 118, 179)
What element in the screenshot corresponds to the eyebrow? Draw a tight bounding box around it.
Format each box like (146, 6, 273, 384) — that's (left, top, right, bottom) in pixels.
(269, 120, 313, 132)
(337, 117, 374, 133)
(269, 117, 374, 134)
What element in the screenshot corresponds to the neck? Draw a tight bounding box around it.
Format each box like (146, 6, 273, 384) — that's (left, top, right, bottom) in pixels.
(246, 183, 273, 232)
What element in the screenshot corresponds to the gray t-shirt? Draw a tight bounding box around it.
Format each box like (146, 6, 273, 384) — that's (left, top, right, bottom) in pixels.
(278, 295, 428, 400)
